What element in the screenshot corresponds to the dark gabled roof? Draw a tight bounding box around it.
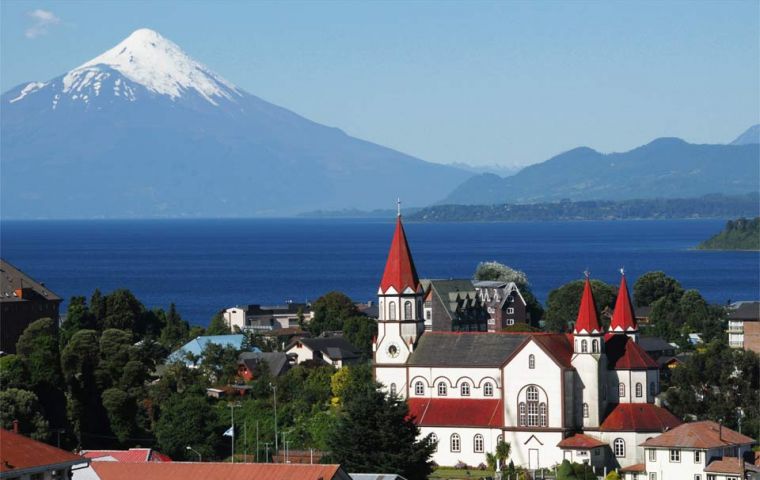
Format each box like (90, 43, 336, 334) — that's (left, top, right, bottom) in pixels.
(728, 301, 760, 321)
(0, 259, 61, 303)
(426, 279, 482, 321)
(292, 337, 361, 360)
(408, 332, 530, 367)
(245, 303, 309, 316)
(238, 352, 290, 377)
(638, 336, 675, 352)
(605, 335, 658, 370)
(634, 305, 651, 318)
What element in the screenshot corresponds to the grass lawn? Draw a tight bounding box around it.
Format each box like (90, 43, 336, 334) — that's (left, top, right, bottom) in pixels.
(430, 467, 496, 479)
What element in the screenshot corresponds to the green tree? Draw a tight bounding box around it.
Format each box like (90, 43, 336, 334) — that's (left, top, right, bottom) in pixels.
(159, 303, 189, 350)
(200, 343, 240, 385)
(633, 271, 684, 307)
(89, 289, 107, 330)
(342, 316, 377, 358)
(544, 280, 617, 333)
(96, 329, 134, 390)
(326, 385, 435, 480)
(101, 388, 135, 444)
(60, 296, 96, 346)
(0, 355, 29, 390)
(154, 389, 223, 460)
(103, 289, 144, 331)
(495, 440, 511, 470)
(474, 261, 544, 322)
(605, 471, 622, 480)
(61, 329, 103, 445)
(206, 312, 230, 335)
(0, 388, 49, 440)
(309, 291, 360, 335)
(16, 318, 62, 390)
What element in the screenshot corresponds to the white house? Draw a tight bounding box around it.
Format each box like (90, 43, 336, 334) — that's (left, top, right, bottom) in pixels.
(373, 214, 682, 472)
(285, 336, 362, 368)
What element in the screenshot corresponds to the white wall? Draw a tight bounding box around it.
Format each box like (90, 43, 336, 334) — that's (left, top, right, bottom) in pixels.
(420, 426, 501, 468)
(407, 366, 501, 399)
(223, 308, 246, 331)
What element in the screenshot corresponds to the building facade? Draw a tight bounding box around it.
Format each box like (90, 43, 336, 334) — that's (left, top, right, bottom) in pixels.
(223, 303, 313, 332)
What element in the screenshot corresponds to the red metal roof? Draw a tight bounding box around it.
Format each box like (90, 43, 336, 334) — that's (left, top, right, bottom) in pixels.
(610, 274, 637, 332)
(605, 335, 658, 370)
(407, 398, 503, 427)
(91, 462, 348, 480)
(557, 433, 607, 449)
(379, 216, 420, 293)
(704, 457, 747, 475)
(600, 403, 681, 432)
(640, 420, 755, 449)
(573, 278, 601, 334)
(533, 334, 574, 368)
(82, 449, 172, 463)
(0, 429, 87, 473)
(619, 463, 646, 473)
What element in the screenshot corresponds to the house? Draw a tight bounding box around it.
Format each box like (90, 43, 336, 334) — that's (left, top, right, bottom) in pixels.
(0, 427, 89, 480)
(373, 214, 681, 472)
(237, 351, 291, 381)
(87, 462, 352, 480)
(167, 335, 259, 365)
(639, 420, 758, 480)
(74, 449, 171, 480)
(474, 280, 532, 331)
(727, 301, 760, 354)
(637, 336, 677, 361)
(223, 303, 313, 332)
(0, 259, 62, 354)
(286, 336, 362, 368)
(634, 306, 652, 326)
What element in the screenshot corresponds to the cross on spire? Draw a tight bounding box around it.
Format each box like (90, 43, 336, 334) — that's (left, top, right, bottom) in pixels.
(583, 269, 590, 279)
(397, 197, 401, 217)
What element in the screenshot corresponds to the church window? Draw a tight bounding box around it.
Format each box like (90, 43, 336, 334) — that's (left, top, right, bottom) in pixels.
(592, 340, 599, 353)
(438, 382, 447, 396)
(461, 382, 470, 396)
(429, 433, 438, 452)
(388, 301, 396, 320)
(474, 434, 484, 453)
(527, 402, 539, 426)
(415, 381, 424, 396)
(583, 403, 589, 418)
(614, 438, 625, 457)
(529, 354, 535, 369)
(497, 434, 504, 444)
(527, 386, 539, 402)
(581, 339, 588, 353)
(519, 403, 527, 426)
(619, 383, 626, 397)
(450, 434, 461, 452)
(484, 382, 494, 396)
(539, 402, 547, 427)
(636, 383, 643, 397)
(519, 385, 547, 427)
(404, 301, 413, 320)
(390, 383, 397, 396)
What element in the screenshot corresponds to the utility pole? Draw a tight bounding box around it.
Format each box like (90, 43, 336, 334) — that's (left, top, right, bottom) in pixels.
(270, 383, 278, 459)
(256, 421, 259, 463)
(263, 442, 271, 463)
(229, 402, 241, 463)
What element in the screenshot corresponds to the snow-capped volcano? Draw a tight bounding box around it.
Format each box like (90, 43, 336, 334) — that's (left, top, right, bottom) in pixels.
(1, 29, 469, 218)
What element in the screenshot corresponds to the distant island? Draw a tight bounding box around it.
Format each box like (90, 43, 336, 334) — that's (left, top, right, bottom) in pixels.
(698, 217, 760, 250)
(404, 193, 759, 222)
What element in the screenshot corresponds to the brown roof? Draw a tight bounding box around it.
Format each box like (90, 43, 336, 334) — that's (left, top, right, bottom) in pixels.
(619, 463, 646, 473)
(600, 403, 681, 432)
(704, 457, 746, 475)
(91, 462, 350, 480)
(0, 429, 87, 473)
(0, 259, 61, 303)
(640, 420, 754, 449)
(557, 433, 607, 449)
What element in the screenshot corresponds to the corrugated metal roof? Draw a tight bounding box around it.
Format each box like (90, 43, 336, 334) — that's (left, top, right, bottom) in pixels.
(408, 332, 530, 367)
(0, 429, 87, 473)
(605, 335, 659, 370)
(407, 398, 503, 427)
(557, 434, 607, 449)
(600, 403, 681, 432)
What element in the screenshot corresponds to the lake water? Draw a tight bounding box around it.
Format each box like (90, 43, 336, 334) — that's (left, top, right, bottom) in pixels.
(1, 218, 757, 325)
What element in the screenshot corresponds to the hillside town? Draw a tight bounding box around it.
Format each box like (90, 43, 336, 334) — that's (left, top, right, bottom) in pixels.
(1, 214, 758, 480)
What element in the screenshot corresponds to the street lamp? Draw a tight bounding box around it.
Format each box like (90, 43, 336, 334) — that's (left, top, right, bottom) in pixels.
(269, 383, 278, 459)
(185, 446, 201, 462)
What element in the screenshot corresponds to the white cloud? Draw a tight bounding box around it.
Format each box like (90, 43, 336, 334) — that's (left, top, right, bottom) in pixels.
(25, 9, 61, 39)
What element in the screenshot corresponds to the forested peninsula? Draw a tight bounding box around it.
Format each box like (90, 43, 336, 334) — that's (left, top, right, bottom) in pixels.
(698, 217, 760, 250)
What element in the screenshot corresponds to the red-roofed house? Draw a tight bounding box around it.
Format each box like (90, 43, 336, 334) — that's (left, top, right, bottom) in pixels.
(87, 462, 352, 480)
(0, 428, 89, 479)
(80, 449, 171, 463)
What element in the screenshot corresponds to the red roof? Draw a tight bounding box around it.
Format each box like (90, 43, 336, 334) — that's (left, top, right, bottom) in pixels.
(82, 449, 172, 463)
(91, 462, 347, 480)
(574, 278, 601, 334)
(605, 335, 658, 370)
(557, 433, 607, 449)
(640, 420, 755, 449)
(0, 429, 87, 473)
(533, 334, 574, 368)
(600, 403, 681, 432)
(610, 274, 637, 332)
(379, 216, 420, 293)
(407, 398, 503, 427)
(619, 463, 646, 473)
(704, 457, 748, 475)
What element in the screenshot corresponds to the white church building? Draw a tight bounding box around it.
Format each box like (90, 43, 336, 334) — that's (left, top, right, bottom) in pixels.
(372, 215, 682, 471)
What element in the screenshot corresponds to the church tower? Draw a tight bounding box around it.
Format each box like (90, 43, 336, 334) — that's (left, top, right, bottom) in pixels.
(374, 211, 424, 371)
(609, 271, 639, 342)
(571, 275, 607, 429)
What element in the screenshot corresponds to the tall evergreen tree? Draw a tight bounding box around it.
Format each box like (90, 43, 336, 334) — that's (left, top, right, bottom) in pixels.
(160, 303, 189, 349)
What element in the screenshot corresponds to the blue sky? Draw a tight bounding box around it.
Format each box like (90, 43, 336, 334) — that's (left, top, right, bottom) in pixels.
(1, 0, 758, 167)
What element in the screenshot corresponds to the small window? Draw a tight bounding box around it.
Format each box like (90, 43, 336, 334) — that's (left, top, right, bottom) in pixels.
(508, 295, 515, 302)
(583, 403, 589, 418)
(507, 307, 514, 314)
(474, 434, 484, 453)
(414, 381, 424, 395)
(388, 301, 396, 320)
(438, 382, 447, 396)
(581, 339, 588, 353)
(450, 433, 461, 452)
(592, 339, 599, 353)
(694, 450, 701, 463)
(649, 449, 656, 461)
(507, 318, 514, 325)
(484, 382, 494, 396)
(614, 438, 625, 457)
(694, 475, 701, 480)
(636, 383, 643, 398)
(539, 402, 547, 427)
(425, 310, 431, 320)
(390, 383, 397, 396)
(461, 382, 470, 396)
(519, 402, 527, 426)
(404, 301, 413, 320)
(529, 354, 535, 369)
(669, 449, 680, 462)
(619, 383, 626, 398)
(650, 474, 657, 480)
(430, 433, 438, 452)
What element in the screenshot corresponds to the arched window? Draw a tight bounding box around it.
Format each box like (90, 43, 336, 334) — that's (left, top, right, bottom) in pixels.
(474, 434, 484, 453)
(404, 301, 413, 320)
(438, 382, 447, 396)
(619, 383, 626, 398)
(527, 386, 539, 401)
(388, 301, 396, 320)
(519, 385, 548, 427)
(581, 339, 588, 353)
(613, 438, 625, 457)
(539, 402, 547, 427)
(390, 383, 397, 396)
(461, 382, 471, 396)
(430, 433, 438, 452)
(450, 433, 461, 452)
(415, 381, 424, 396)
(636, 383, 643, 398)
(592, 340, 599, 353)
(519, 402, 527, 426)
(497, 434, 504, 445)
(650, 381, 656, 395)
(583, 403, 589, 418)
(528, 354, 535, 369)
(484, 382, 494, 397)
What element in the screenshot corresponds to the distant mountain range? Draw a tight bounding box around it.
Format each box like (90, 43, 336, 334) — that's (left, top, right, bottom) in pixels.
(441, 133, 759, 206)
(1, 29, 469, 219)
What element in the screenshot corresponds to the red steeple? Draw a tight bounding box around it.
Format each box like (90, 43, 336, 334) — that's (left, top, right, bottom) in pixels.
(610, 272, 637, 332)
(574, 276, 601, 335)
(379, 216, 420, 293)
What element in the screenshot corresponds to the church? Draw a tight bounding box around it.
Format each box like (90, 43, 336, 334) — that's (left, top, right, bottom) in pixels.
(372, 215, 681, 472)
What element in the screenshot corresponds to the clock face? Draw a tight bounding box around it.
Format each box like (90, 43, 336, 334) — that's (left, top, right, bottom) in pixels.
(386, 343, 400, 358)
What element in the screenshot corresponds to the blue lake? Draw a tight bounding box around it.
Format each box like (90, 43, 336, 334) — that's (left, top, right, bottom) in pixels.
(1, 218, 757, 325)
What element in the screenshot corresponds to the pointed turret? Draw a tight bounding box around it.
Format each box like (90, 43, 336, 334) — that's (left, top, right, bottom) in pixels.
(610, 271, 638, 338)
(574, 277, 601, 335)
(379, 216, 420, 294)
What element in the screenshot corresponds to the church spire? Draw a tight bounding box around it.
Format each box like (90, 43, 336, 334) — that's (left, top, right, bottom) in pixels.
(610, 269, 638, 334)
(379, 215, 420, 294)
(573, 274, 601, 335)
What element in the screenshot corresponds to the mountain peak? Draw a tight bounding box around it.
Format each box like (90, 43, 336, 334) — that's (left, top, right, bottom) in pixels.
(730, 124, 760, 146)
(63, 28, 240, 105)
